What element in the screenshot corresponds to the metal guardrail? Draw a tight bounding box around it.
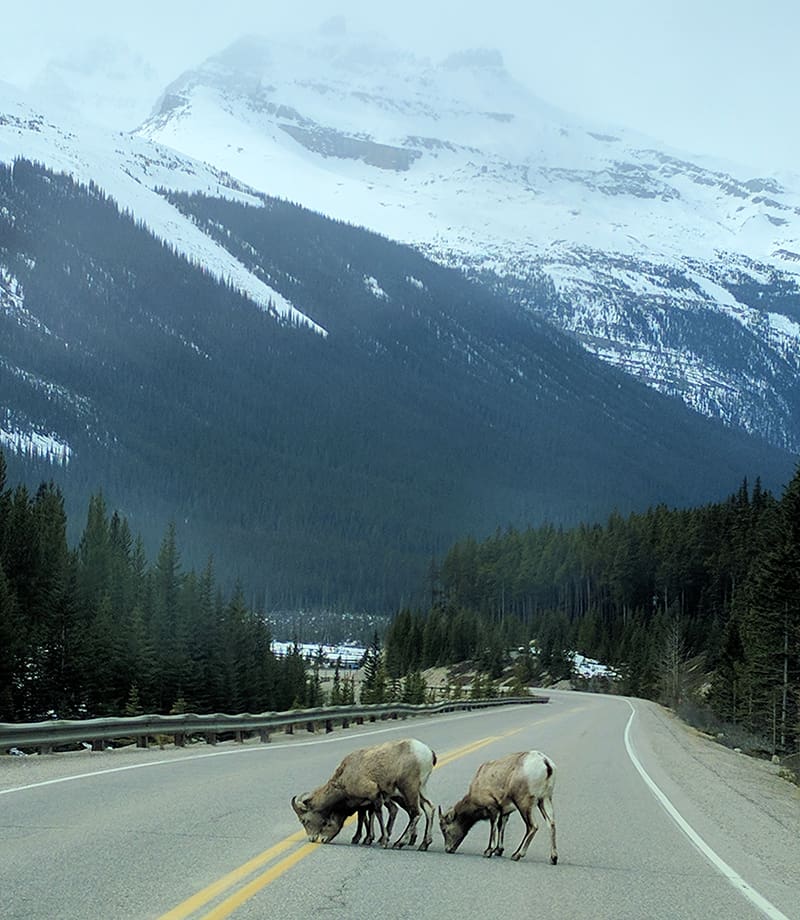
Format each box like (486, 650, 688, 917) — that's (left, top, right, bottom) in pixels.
(0, 696, 549, 755)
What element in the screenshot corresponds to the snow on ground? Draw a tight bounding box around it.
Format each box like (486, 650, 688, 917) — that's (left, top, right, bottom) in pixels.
(0, 85, 326, 336)
(271, 641, 366, 669)
(0, 422, 72, 464)
(570, 651, 620, 681)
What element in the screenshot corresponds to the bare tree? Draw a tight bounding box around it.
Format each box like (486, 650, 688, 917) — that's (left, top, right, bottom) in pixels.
(659, 614, 687, 708)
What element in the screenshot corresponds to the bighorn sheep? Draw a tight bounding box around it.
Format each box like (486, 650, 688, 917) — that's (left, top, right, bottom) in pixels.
(291, 738, 436, 850)
(438, 750, 557, 863)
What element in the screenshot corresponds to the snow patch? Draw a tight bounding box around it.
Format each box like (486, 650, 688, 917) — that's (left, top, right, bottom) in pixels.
(0, 421, 73, 464)
(363, 275, 388, 300)
(271, 640, 366, 668)
(0, 85, 326, 336)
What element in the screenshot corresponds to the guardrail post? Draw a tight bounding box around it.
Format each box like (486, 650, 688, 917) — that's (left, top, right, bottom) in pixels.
(174, 732, 186, 748)
(91, 738, 105, 752)
(342, 718, 349, 729)
(234, 730, 244, 743)
(137, 735, 148, 748)
(325, 719, 333, 733)
(259, 729, 271, 743)
(205, 731, 218, 746)
(285, 723, 294, 735)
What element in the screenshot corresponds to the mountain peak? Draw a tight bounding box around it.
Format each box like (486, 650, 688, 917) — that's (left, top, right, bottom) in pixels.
(441, 47, 506, 72)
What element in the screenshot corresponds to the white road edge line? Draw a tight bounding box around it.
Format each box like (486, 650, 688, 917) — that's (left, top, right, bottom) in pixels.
(623, 699, 790, 920)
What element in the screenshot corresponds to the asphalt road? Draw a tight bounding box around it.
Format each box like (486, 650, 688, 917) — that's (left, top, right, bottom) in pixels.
(1, 690, 798, 920)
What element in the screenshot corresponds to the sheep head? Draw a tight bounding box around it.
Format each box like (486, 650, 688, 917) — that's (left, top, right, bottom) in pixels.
(438, 805, 468, 854)
(291, 794, 345, 843)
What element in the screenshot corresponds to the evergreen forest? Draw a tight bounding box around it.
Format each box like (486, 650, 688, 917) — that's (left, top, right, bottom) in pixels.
(384, 470, 800, 755)
(0, 450, 316, 722)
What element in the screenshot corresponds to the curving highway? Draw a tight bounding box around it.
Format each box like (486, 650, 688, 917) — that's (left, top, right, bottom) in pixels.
(1, 690, 798, 920)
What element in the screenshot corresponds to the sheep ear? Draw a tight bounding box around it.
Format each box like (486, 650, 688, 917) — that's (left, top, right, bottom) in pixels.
(291, 795, 309, 816)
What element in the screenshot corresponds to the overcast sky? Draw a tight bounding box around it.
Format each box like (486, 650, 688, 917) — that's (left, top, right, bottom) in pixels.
(2, 0, 798, 174)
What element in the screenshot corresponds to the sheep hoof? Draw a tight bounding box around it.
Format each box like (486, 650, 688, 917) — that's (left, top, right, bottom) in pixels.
(483, 849, 493, 858)
(551, 855, 558, 865)
(392, 840, 406, 850)
(511, 853, 522, 861)
(418, 840, 430, 852)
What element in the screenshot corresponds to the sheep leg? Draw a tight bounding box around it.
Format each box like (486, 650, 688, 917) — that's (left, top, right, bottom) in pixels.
(368, 799, 390, 847)
(510, 802, 538, 861)
(417, 793, 434, 851)
(538, 796, 558, 865)
(484, 813, 500, 857)
(383, 797, 399, 845)
(392, 778, 424, 848)
(362, 807, 375, 846)
(493, 812, 510, 856)
(351, 807, 367, 845)
(374, 798, 392, 848)
(392, 799, 420, 849)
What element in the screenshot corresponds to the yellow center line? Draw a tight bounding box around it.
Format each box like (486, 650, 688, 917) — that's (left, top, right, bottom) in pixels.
(158, 729, 532, 920)
(199, 843, 319, 920)
(434, 735, 500, 768)
(158, 832, 307, 920)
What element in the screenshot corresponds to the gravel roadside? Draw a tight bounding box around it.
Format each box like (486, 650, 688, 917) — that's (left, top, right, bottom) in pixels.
(632, 698, 800, 913)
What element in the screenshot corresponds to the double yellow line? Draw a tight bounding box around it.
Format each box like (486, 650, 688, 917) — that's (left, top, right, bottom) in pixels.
(158, 729, 521, 920)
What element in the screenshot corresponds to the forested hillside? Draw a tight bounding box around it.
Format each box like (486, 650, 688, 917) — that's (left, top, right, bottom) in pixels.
(385, 471, 800, 754)
(0, 451, 317, 722)
(2, 160, 796, 611)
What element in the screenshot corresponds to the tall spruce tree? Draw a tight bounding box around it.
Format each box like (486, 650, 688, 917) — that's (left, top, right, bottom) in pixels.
(360, 632, 388, 704)
(740, 466, 800, 751)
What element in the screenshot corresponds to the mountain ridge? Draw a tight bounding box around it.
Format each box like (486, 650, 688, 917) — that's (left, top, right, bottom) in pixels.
(132, 28, 800, 451)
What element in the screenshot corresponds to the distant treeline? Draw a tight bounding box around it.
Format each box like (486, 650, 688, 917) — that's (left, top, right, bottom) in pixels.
(385, 469, 800, 754)
(0, 449, 319, 722)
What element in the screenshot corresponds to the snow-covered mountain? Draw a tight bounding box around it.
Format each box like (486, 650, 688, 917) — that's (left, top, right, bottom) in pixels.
(2, 39, 797, 607)
(134, 27, 800, 451)
(0, 82, 322, 335)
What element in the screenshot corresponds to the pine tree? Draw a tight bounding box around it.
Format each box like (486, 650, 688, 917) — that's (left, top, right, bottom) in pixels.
(740, 465, 800, 751)
(124, 682, 144, 716)
(401, 671, 427, 704)
(329, 659, 344, 705)
(360, 632, 388, 704)
(0, 566, 22, 719)
(150, 522, 188, 711)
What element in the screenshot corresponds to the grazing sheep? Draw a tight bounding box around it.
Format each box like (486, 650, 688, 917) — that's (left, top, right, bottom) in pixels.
(291, 738, 436, 850)
(438, 750, 557, 863)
